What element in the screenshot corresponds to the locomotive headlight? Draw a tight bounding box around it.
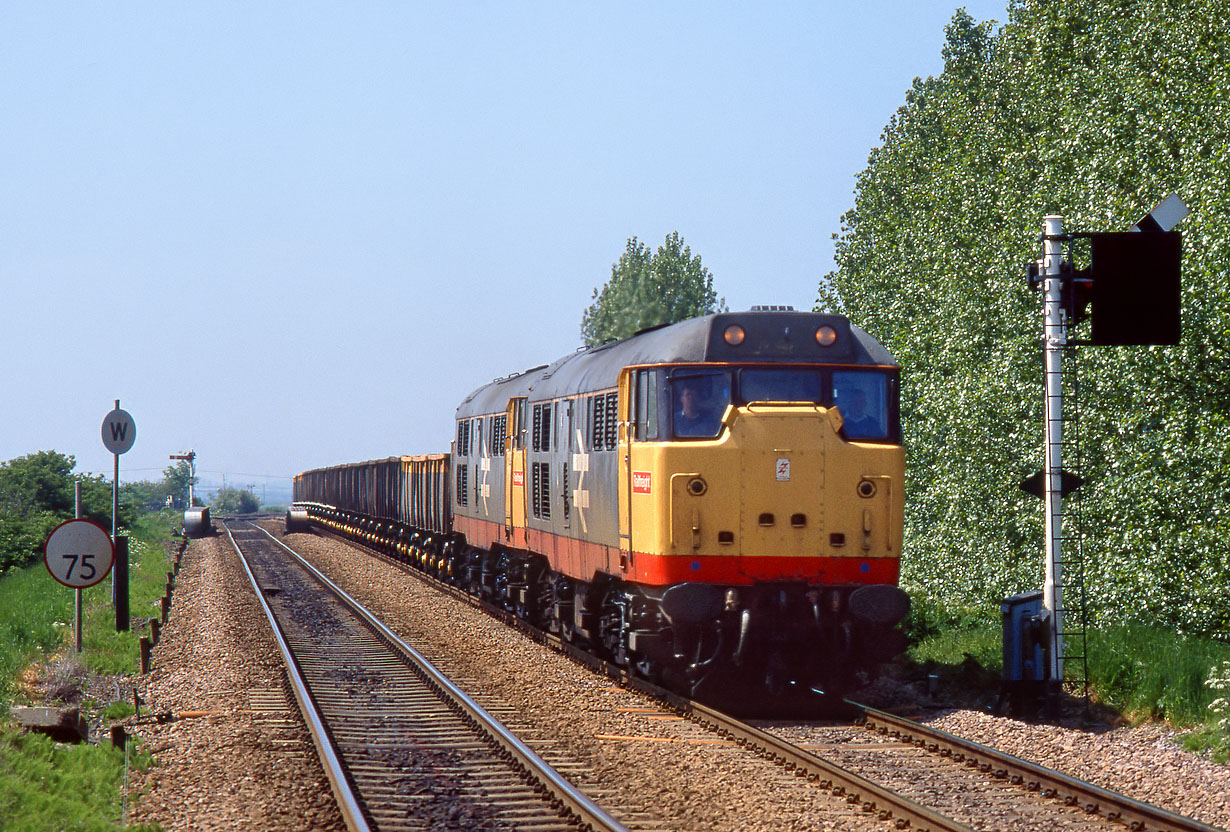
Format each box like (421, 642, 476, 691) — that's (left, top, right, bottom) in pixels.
(857, 479, 877, 498)
(815, 325, 838, 347)
(723, 324, 746, 346)
(687, 476, 708, 496)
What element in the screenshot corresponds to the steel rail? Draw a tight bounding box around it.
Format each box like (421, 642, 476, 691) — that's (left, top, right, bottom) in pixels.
(247, 521, 631, 832)
(309, 521, 1230, 832)
(678, 695, 975, 832)
(854, 704, 1227, 832)
(305, 522, 972, 832)
(224, 522, 372, 832)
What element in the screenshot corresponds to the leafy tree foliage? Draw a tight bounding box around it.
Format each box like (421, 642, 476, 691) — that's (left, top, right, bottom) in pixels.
(581, 232, 725, 346)
(0, 452, 116, 572)
(823, 1, 1230, 635)
(211, 486, 260, 515)
(161, 461, 199, 508)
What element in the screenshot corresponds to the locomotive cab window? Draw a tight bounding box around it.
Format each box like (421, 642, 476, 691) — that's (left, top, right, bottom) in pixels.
(832, 370, 892, 440)
(633, 369, 662, 441)
(671, 369, 731, 439)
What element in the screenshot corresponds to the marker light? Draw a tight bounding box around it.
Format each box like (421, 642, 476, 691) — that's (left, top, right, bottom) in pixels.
(815, 325, 838, 347)
(723, 325, 746, 346)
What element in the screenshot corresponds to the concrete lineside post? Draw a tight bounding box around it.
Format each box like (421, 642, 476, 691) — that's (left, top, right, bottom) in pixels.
(1042, 215, 1066, 687)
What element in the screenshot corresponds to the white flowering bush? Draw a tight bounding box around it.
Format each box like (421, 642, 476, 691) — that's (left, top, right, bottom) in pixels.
(1207, 661, 1230, 755)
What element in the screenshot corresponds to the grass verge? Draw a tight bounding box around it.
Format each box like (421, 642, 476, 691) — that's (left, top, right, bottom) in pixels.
(0, 509, 180, 831)
(0, 728, 158, 832)
(903, 593, 1230, 761)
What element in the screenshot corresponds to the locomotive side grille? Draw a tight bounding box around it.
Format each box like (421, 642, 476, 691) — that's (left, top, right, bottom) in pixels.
(531, 462, 551, 520)
(588, 392, 619, 452)
(531, 403, 554, 452)
(604, 392, 618, 450)
(456, 464, 468, 507)
(589, 395, 601, 450)
(539, 463, 551, 520)
(491, 414, 507, 456)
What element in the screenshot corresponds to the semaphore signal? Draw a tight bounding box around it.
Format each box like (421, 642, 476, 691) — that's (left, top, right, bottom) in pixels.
(1014, 195, 1187, 712)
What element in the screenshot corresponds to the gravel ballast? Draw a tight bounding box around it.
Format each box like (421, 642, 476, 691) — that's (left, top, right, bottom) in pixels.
(128, 524, 1230, 831)
(127, 532, 345, 831)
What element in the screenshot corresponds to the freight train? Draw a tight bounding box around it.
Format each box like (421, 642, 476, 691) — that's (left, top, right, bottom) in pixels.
(291, 307, 910, 713)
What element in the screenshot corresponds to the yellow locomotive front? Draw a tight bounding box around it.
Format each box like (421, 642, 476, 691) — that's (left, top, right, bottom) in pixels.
(609, 311, 910, 709)
(621, 369, 903, 583)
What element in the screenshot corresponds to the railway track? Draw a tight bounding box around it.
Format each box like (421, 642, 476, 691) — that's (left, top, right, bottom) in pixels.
(299, 518, 1226, 832)
(223, 519, 630, 832)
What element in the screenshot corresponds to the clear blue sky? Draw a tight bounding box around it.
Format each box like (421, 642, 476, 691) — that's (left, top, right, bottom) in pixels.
(1, 2, 1006, 500)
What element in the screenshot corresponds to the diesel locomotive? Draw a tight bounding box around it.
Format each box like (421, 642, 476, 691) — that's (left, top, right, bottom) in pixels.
(292, 307, 910, 712)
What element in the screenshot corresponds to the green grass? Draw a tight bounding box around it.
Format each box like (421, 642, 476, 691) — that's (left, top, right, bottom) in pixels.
(0, 728, 159, 832)
(0, 565, 74, 713)
(903, 594, 1230, 758)
(0, 510, 179, 831)
(1087, 625, 1230, 725)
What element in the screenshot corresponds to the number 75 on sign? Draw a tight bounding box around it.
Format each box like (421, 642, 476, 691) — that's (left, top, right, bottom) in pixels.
(44, 519, 114, 589)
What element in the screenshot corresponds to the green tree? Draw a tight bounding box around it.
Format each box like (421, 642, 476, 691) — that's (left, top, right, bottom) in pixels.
(212, 486, 260, 515)
(824, 2, 1230, 635)
(0, 451, 121, 571)
(581, 231, 725, 346)
(161, 460, 198, 507)
(0, 451, 75, 518)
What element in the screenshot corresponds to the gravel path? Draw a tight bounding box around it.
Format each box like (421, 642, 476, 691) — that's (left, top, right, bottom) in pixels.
(126, 524, 1230, 831)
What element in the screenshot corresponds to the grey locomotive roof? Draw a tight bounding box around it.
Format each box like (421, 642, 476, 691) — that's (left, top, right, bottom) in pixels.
(456, 310, 897, 418)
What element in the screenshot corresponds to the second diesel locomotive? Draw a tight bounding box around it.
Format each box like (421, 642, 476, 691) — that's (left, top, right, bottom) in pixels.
(294, 307, 910, 712)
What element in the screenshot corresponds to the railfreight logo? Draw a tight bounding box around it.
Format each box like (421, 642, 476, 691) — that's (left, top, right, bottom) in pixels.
(632, 471, 652, 494)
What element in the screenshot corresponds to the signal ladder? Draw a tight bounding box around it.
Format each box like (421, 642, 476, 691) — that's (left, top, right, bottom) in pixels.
(1055, 344, 1090, 704)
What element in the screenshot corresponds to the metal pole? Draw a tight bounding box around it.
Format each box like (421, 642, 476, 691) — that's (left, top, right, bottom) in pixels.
(1042, 216, 1066, 685)
(112, 399, 120, 603)
(74, 482, 83, 653)
(112, 399, 120, 539)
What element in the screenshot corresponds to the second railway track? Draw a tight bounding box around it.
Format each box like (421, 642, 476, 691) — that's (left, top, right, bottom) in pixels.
(291, 518, 1226, 832)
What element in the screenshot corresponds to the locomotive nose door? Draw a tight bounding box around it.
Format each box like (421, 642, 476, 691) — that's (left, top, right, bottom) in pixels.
(736, 405, 827, 579)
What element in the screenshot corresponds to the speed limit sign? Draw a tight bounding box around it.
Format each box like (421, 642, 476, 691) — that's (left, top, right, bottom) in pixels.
(44, 520, 114, 589)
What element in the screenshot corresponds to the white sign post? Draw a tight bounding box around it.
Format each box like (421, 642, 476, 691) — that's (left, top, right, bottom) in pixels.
(101, 401, 135, 613)
(102, 401, 136, 536)
(44, 519, 115, 651)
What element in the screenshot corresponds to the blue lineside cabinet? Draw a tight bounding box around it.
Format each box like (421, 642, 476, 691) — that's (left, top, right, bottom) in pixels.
(1001, 590, 1048, 684)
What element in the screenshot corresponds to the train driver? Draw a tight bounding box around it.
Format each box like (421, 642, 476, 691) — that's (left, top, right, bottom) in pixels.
(835, 384, 881, 438)
(674, 379, 723, 438)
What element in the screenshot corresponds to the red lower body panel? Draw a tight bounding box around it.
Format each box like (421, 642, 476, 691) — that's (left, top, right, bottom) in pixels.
(452, 515, 899, 588)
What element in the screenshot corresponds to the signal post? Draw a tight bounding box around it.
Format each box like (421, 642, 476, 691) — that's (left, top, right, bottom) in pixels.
(1016, 196, 1187, 709)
